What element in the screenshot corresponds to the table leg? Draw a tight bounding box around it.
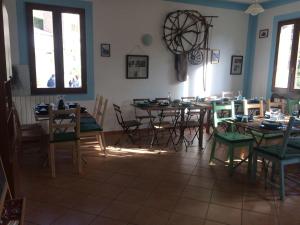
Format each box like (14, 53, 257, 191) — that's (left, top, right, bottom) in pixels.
(206, 109, 211, 134)
(198, 109, 206, 150)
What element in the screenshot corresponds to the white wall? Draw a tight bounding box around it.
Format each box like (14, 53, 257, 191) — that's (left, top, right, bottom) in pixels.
(251, 1, 300, 98)
(6, 0, 249, 131)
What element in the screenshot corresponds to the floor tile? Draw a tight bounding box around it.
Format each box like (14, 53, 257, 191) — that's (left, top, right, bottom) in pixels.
(211, 190, 243, 209)
(143, 192, 179, 211)
(132, 207, 170, 225)
(242, 210, 277, 225)
(206, 204, 242, 225)
(167, 213, 204, 225)
(182, 185, 212, 202)
(89, 216, 128, 225)
(174, 197, 209, 218)
(188, 176, 215, 189)
(51, 209, 96, 225)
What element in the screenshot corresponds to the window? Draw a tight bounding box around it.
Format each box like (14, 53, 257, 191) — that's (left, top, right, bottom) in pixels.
(273, 18, 300, 95)
(26, 3, 87, 94)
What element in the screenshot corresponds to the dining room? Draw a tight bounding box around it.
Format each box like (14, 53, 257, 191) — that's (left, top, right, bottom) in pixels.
(1, 0, 300, 225)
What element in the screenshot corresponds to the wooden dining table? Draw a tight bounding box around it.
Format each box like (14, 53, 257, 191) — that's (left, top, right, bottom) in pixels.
(133, 102, 211, 149)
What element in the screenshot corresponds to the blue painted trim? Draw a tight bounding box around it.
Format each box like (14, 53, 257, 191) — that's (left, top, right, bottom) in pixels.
(243, 15, 258, 98)
(266, 11, 300, 98)
(164, 0, 248, 11)
(262, 0, 300, 9)
(166, 0, 300, 11)
(16, 0, 94, 101)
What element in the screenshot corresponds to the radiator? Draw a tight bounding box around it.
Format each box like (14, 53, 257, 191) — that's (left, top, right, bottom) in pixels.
(12, 95, 57, 125)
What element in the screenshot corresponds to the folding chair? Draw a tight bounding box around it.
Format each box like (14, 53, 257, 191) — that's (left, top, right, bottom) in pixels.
(243, 99, 264, 117)
(48, 105, 81, 178)
(113, 104, 141, 145)
(133, 98, 156, 126)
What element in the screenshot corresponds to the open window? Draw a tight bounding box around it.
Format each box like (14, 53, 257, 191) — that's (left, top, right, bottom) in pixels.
(26, 3, 87, 94)
(272, 18, 300, 95)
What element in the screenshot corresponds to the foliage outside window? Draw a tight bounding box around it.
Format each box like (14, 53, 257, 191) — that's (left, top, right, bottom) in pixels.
(26, 3, 87, 94)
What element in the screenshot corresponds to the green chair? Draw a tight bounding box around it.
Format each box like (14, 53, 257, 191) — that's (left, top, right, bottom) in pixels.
(287, 98, 300, 115)
(252, 116, 300, 200)
(209, 101, 254, 175)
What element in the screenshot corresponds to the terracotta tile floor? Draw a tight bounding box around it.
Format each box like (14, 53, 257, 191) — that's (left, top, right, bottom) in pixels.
(20, 133, 300, 225)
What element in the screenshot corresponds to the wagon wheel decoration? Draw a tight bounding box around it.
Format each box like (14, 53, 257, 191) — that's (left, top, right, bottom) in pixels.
(188, 46, 205, 65)
(163, 10, 207, 55)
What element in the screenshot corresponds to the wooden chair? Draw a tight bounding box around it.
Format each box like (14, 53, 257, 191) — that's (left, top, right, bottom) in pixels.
(80, 95, 108, 155)
(113, 104, 141, 145)
(266, 99, 285, 113)
(252, 116, 300, 200)
(12, 103, 45, 154)
(48, 105, 81, 178)
(209, 101, 254, 175)
(243, 99, 264, 117)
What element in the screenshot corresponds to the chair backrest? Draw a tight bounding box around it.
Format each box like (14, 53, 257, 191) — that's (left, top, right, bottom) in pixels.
(287, 99, 300, 115)
(267, 99, 285, 113)
(181, 97, 195, 102)
(212, 101, 235, 128)
(113, 104, 125, 127)
(222, 91, 234, 99)
(48, 106, 80, 142)
(281, 117, 300, 158)
(155, 97, 169, 103)
(243, 99, 264, 117)
(95, 96, 108, 127)
(92, 94, 101, 118)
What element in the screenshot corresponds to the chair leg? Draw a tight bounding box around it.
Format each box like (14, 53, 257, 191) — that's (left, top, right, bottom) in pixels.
(209, 138, 217, 164)
(49, 143, 55, 178)
(251, 152, 257, 182)
(247, 142, 253, 175)
(100, 132, 107, 156)
(76, 140, 82, 175)
(279, 162, 285, 200)
(72, 142, 77, 165)
(228, 146, 234, 176)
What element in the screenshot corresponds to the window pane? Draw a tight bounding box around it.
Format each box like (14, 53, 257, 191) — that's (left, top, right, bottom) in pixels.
(33, 10, 56, 88)
(62, 13, 82, 88)
(274, 24, 294, 88)
(294, 33, 300, 89)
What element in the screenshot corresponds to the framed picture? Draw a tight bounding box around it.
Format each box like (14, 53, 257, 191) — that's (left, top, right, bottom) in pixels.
(230, 55, 243, 75)
(126, 55, 149, 79)
(259, 29, 269, 38)
(101, 43, 110, 57)
(211, 49, 220, 64)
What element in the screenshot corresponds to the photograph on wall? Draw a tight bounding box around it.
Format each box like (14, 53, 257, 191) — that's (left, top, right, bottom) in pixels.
(259, 29, 269, 39)
(126, 55, 149, 79)
(230, 55, 243, 75)
(101, 43, 110, 57)
(211, 49, 220, 64)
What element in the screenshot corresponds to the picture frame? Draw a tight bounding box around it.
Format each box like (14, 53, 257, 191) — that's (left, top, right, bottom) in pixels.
(259, 29, 269, 39)
(126, 55, 149, 79)
(211, 49, 220, 64)
(230, 55, 243, 75)
(101, 43, 110, 57)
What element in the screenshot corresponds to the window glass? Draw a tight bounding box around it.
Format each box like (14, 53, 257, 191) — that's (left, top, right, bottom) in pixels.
(32, 10, 56, 88)
(62, 13, 82, 88)
(274, 24, 294, 89)
(294, 33, 300, 89)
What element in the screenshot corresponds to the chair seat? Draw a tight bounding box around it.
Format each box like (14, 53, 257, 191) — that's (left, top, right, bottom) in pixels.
(251, 130, 283, 139)
(123, 120, 141, 128)
(80, 123, 103, 132)
(215, 132, 253, 143)
(255, 145, 300, 159)
(51, 132, 78, 143)
(179, 121, 199, 128)
(80, 117, 97, 124)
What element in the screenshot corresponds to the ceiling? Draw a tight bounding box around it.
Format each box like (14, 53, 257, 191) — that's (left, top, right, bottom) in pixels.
(221, 0, 270, 3)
